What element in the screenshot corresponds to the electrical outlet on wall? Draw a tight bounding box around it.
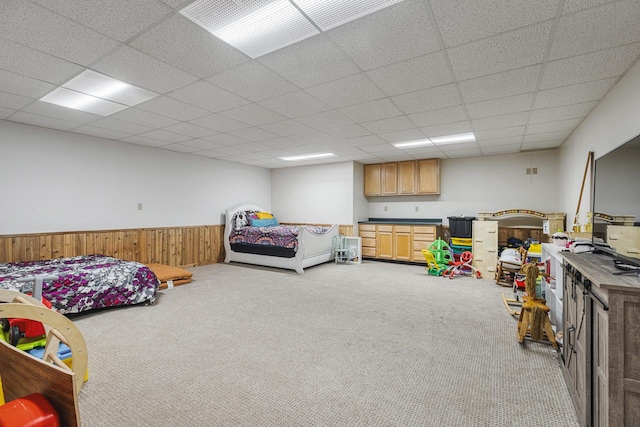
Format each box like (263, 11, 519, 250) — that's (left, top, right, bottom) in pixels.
(384, 206, 388, 212)
(137, 203, 143, 211)
(415, 206, 419, 212)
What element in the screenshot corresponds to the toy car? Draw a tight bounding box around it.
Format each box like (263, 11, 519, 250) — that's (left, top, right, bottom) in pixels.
(1, 296, 53, 347)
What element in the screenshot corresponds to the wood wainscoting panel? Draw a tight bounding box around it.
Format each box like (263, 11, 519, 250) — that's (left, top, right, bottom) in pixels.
(0, 225, 225, 267)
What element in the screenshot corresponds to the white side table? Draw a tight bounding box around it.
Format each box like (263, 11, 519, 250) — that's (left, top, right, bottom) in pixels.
(334, 236, 362, 264)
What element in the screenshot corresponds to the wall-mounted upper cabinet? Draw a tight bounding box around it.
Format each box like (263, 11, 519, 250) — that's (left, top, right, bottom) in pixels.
(364, 159, 440, 196)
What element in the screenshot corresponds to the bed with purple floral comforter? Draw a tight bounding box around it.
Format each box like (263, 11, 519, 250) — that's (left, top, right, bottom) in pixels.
(0, 255, 159, 314)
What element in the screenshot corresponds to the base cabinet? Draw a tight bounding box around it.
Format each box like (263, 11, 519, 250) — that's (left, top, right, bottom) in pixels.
(561, 253, 640, 426)
(358, 223, 439, 263)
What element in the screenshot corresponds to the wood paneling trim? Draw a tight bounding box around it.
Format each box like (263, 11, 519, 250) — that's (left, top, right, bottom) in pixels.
(0, 225, 224, 267)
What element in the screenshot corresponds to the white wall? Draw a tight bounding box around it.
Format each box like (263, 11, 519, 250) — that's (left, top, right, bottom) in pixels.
(559, 58, 640, 227)
(367, 151, 560, 225)
(0, 120, 271, 234)
(271, 161, 354, 224)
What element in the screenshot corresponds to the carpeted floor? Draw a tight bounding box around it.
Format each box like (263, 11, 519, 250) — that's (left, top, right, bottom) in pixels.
(74, 260, 578, 426)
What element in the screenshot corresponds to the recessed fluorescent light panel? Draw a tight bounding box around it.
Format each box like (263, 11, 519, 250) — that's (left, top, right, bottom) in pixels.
(40, 70, 159, 116)
(393, 139, 433, 149)
(294, 0, 404, 31)
(430, 132, 476, 145)
(180, 0, 405, 58)
(279, 152, 335, 161)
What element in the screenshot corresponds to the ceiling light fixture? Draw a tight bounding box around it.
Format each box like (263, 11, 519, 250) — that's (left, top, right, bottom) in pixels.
(392, 139, 433, 148)
(181, 0, 405, 58)
(40, 70, 159, 116)
(429, 132, 476, 145)
(279, 152, 335, 161)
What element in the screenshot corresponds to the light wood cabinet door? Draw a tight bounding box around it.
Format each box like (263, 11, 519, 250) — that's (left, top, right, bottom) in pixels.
(398, 161, 416, 194)
(381, 163, 398, 195)
(394, 228, 412, 261)
(377, 226, 394, 259)
(417, 159, 440, 195)
(364, 164, 381, 196)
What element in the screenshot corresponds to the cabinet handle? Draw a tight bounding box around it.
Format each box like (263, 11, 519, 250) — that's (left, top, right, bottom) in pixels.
(627, 247, 640, 254)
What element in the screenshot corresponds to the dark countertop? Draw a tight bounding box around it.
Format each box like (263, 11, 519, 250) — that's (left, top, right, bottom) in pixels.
(359, 218, 442, 225)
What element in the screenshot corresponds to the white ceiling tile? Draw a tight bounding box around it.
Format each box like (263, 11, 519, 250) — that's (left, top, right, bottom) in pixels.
(448, 22, 552, 81)
(159, 144, 203, 153)
(32, 0, 171, 42)
(207, 61, 298, 102)
(181, 139, 225, 150)
(477, 136, 524, 147)
(137, 129, 191, 143)
(200, 145, 248, 156)
(327, 0, 440, 70)
(540, 43, 640, 89)
(420, 121, 473, 138)
(0, 107, 16, 119)
(361, 116, 417, 134)
(367, 52, 454, 96)
(526, 118, 584, 134)
(294, 110, 355, 130)
(0, 38, 84, 85)
(523, 130, 572, 143)
(130, 14, 248, 78)
(481, 144, 522, 154)
(522, 140, 565, 150)
(0, 70, 55, 99)
(440, 148, 482, 158)
(258, 120, 314, 137)
(9, 111, 80, 131)
(322, 124, 372, 139)
(466, 93, 534, 120)
(161, 122, 218, 138)
(550, 0, 640, 60)
(110, 108, 180, 128)
(136, 96, 211, 121)
(201, 134, 252, 146)
(287, 130, 334, 143)
(258, 91, 331, 118)
(228, 127, 278, 142)
(221, 103, 287, 126)
(475, 126, 525, 140)
(359, 143, 399, 153)
(340, 135, 388, 147)
(261, 137, 302, 149)
(259, 34, 360, 88)
(72, 125, 132, 140)
(390, 84, 461, 115)
(121, 135, 169, 147)
(93, 46, 200, 94)
(458, 65, 542, 103)
(159, 0, 188, 8)
(189, 113, 249, 132)
(89, 117, 154, 135)
(337, 98, 403, 123)
(306, 73, 385, 108)
(377, 154, 416, 162)
(433, 141, 479, 151)
(0, 1, 119, 65)
(430, 0, 557, 47)
(233, 142, 272, 152)
(400, 145, 444, 157)
(408, 105, 468, 127)
(534, 78, 616, 109)
(22, 100, 103, 124)
(471, 111, 530, 131)
(562, 0, 614, 14)
(0, 91, 32, 110)
(529, 101, 597, 124)
(343, 154, 381, 162)
(378, 128, 427, 143)
(169, 80, 250, 113)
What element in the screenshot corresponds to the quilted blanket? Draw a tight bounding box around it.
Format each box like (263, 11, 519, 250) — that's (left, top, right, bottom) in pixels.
(229, 225, 332, 251)
(0, 255, 159, 314)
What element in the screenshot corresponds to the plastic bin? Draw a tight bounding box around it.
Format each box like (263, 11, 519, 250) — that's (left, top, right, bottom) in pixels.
(451, 237, 473, 246)
(448, 216, 476, 238)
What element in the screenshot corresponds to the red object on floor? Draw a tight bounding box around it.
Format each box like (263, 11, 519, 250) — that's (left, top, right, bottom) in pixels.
(0, 393, 60, 427)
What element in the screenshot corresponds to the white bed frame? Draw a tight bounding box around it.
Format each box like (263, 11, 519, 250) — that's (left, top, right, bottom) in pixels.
(223, 204, 339, 274)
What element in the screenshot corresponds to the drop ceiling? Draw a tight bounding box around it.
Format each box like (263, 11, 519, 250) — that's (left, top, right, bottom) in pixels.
(1, 0, 640, 168)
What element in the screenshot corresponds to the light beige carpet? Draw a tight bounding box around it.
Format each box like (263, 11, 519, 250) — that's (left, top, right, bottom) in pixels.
(73, 260, 578, 426)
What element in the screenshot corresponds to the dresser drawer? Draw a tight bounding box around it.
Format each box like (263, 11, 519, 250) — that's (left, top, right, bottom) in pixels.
(414, 250, 428, 262)
(413, 226, 435, 234)
(359, 224, 376, 232)
(362, 247, 376, 257)
(412, 233, 435, 242)
(377, 225, 393, 232)
(395, 225, 411, 233)
(360, 231, 376, 239)
(362, 238, 376, 248)
(413, 240, 431, 251)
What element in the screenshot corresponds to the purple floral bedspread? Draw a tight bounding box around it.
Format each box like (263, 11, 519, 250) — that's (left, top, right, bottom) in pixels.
(230, 225, 332, 251)
(0, 255, 159, 314)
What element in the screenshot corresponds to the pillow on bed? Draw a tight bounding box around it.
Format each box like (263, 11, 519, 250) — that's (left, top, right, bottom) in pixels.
(250, 217, 279, 227)
(232, 212, 249, 230)
(255, 211, 274, 219)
